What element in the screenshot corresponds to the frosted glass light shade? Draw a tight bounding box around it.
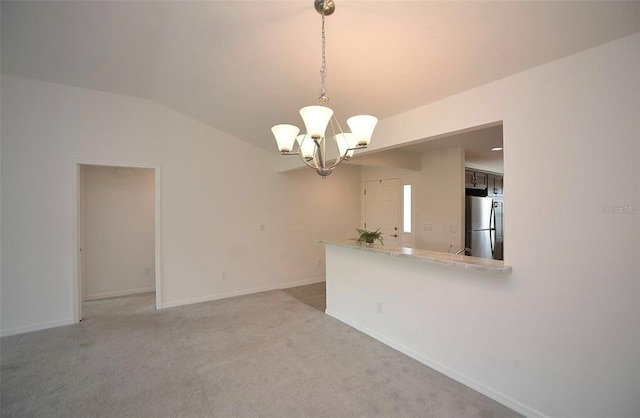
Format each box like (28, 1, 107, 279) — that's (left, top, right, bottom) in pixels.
(299, 105, 333, 139)
(297, 134, 316, 160)
(345, 133, 357, 158)
(335, 133, 355, 159)
(347, 115, 378, 146)
(271, 124, 300, 152)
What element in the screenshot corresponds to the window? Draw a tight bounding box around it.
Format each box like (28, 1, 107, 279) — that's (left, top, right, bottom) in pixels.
(403, 184, 412, 233)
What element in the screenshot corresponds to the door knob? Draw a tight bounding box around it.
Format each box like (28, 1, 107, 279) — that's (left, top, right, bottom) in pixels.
(389, 234, 398, 238)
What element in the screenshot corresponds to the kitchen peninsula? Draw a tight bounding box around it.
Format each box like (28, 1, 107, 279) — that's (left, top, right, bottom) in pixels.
(319, 240, 514, 408)
(320, 240, 511, 276)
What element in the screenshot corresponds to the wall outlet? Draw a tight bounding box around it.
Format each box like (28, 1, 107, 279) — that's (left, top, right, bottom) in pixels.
(317, 259, 322, 267)
(376, 301, 383, 314)
(449, 223, 457, 233)
(259, 223, 265, 232)
(145, 267, 151, 275)
(221, 271, 228, 280)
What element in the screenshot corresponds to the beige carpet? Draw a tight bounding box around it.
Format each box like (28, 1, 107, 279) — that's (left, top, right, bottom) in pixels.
(281, 282, 326, 312)
(1, 289, 521, 417)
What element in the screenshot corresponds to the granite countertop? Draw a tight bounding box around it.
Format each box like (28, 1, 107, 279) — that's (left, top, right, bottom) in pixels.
(319, 240, 512, 276)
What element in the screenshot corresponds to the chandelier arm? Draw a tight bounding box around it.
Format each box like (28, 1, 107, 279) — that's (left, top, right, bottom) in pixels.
(313, 148, 322, 169)
(329, 155, 345, 170)
(347, 145, 366, 152)
(281, 149, 322, 171)
(329, 116, 348, 160)
(309, 143, 323, 168)
(329, 115, 340, 135)
(327, 143, 368, 169)
(328, 119, 345, 169)
(314, 138, 326, 170)
(297, 152, 322, 170)
(332, 117, 346, 141)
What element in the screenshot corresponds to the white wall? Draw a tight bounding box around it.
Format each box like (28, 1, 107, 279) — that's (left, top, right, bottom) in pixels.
(0, 74, 362, 334)
(329, 33, 640, 418)
(415, 146, 465, 252)
(82, 165, 155, 300)
(325, 246, 535, 414)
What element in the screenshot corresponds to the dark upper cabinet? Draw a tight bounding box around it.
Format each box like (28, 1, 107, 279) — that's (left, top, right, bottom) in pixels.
(465, 168, 503, 196)
(488, 174, 504, 196)
(465, 169, 488, 190)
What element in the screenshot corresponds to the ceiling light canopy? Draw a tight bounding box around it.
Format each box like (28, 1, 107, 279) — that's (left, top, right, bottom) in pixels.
(271, 0, 377, 178)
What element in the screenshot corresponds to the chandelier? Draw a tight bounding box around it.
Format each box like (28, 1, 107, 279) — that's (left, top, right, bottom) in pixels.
(271, 0, 377, 178)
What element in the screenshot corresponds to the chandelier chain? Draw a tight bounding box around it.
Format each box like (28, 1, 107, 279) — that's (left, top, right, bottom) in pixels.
(319, 12, 328, 103)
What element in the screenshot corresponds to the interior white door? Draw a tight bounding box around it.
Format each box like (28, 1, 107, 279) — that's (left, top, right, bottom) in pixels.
(364, 179, 400, 246)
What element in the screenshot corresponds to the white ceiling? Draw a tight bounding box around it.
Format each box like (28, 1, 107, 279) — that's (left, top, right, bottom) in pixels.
(402, 123, 504, 172)
(352, 123, 504, 172)
(2, 1, 638, 154)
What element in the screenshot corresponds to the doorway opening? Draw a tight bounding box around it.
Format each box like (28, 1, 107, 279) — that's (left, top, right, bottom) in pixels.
(353, 121, 503, 255)
(74, 161, 161, 322)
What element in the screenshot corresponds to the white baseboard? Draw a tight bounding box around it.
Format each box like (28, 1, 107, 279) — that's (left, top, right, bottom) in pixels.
(325, 309, 546, 418)
(1, 279, 325, 336)
(1, 318, 75, 338)
(277, 276, 325, 289)
(84, 286, 156, 301)
(162, 277, 325, 309)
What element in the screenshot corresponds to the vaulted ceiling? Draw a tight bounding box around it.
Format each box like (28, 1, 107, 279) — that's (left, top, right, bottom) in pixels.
(2, 1, 638, 153)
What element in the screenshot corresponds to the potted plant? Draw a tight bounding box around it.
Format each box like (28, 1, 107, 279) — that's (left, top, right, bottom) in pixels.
(356, 228, 384, 245)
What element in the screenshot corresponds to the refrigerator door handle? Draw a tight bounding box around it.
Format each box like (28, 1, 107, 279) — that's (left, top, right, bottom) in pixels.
(489, 201, 495, 256)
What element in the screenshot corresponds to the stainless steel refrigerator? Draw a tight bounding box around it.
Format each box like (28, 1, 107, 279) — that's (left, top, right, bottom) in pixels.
(465, 196, 504, 260)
